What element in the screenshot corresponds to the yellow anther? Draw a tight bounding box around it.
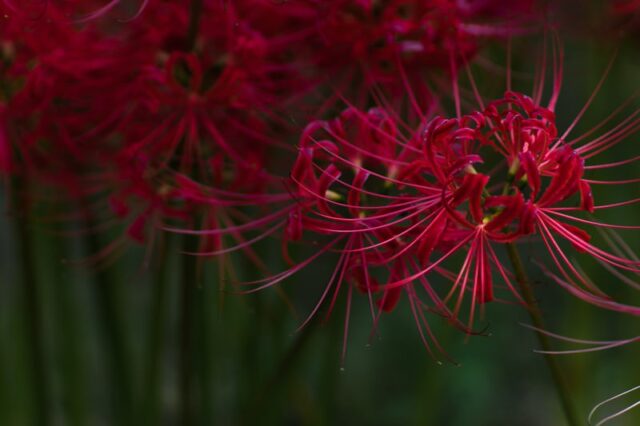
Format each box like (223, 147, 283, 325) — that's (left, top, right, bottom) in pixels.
(508, 158, 520, 176)
(384, 165, 398, 188)
(352, 157, 363, 174)
(325, 190, 342, 201)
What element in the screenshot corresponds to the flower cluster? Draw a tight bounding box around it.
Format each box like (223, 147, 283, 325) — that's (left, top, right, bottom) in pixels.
(267, 60, 640, 356)
(1, 0, 305, 254)
(1, 0, 639, 356)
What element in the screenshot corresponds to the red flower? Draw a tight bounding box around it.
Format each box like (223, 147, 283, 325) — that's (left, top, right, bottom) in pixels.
(0, 1, 302, 263)
(243, 105, 481, 361)
(290, 0, 539, 113)
(383, 50, 640, 323)
(258, 39, 640, 359)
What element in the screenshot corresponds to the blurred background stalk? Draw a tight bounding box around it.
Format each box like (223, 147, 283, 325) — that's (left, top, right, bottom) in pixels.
(84, 214, 134, 426)
(48, 230, 89, 426)
(506, 242, 580, 426)
(179, 234, 198, 426)
(14, 179, 49, 426)
(141, 235, 172, 426)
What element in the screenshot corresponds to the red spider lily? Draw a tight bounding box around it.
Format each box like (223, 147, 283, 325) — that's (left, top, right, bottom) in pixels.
(0, 4, 87, 184)
(0, 1, 304, 265)
(380, 48, 640, 323)
(0, 0, 153, 178)
(251, 37, 640, 360)
(1, 0, 636, 361)
(283, 109, 500, 334)
(114, 0, 314, 179)
(296, 0, 538, 112)
(240, 106, 488, 361)
(107, 1, 306, 250)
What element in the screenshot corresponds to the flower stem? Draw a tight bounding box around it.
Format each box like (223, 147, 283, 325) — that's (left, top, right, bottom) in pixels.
(14, 186, 49, 426)
(141, 236, 172, 426)
(244, 314, 320, 424)
(179, 235, 198, 426)
(264, 317, 319, 393)
(195, 260, 216, 425)
(49, 233, 88, 426)
(84, 222, 133, 426)
(505, 243, 580, 426)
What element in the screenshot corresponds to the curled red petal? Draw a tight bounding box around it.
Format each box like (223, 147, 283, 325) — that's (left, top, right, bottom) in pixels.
(579, 180, 595, 213)
(519, 151, 541, 198)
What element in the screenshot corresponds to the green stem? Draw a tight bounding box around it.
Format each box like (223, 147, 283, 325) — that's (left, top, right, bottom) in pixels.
(179, 236, 198, 426)
(141, 236, 172, 426)
(505, 243, 580, 426)
(317, 313, 341, 425)
(264, 319, 318, 394)
(245, 315, 320, 425)
(50, 233, 88, 426)
(84, 225, 133, 426)
(15, 194, 49, 426)
(196, 262, 215, 426)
